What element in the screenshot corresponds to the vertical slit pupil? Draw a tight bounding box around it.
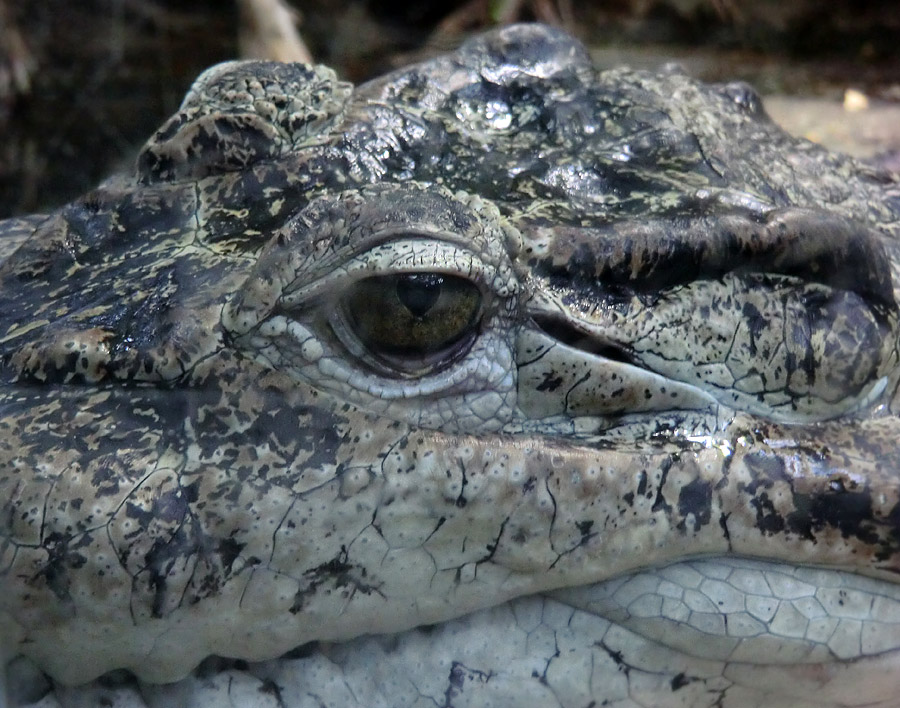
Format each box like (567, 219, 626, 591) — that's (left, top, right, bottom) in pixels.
(396, 274, 443, 318)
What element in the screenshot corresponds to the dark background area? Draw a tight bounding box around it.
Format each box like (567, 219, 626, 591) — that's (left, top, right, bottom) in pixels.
(1, 0, 899, 218)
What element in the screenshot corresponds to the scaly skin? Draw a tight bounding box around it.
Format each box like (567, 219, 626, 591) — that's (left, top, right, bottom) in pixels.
(2, 24, 900, 708)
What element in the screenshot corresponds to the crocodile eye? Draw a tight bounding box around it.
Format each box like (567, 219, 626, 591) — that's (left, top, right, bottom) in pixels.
(334, 273, 482, 375)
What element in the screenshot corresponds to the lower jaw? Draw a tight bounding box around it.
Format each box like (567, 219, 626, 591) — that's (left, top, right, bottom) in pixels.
(7, 556, 900, 708)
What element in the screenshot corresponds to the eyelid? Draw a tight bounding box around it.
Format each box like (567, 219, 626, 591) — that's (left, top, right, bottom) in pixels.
(278, 238, 494, 309)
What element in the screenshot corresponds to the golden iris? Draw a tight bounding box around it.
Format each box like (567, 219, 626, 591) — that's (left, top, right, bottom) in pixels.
(340, 273, 481, 359)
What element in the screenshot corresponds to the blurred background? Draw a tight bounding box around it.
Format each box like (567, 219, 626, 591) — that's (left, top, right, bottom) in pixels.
(1, 0, 898, 218)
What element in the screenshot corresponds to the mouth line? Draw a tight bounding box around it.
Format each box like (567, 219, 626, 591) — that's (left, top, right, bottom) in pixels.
(504, 409, 730, 448)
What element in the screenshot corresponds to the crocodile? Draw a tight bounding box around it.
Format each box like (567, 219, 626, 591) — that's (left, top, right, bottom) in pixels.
(2, 23, 900, 708)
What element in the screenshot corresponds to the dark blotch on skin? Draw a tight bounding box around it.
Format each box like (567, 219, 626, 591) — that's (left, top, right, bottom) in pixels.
(650, 458, 673, 514)
(676, 478, 713, 533)
(742, 451, 898, 554)
(787, 486, 881, 546)
(750, 491, 786, 535)
(32, 531, 91, 603)
(742, 301, 765, 357)
(670, 672, 692, 690)
(537, 371, 564, 391)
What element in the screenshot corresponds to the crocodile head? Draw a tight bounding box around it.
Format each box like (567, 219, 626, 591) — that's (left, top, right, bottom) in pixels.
(2, 23, 900, 708)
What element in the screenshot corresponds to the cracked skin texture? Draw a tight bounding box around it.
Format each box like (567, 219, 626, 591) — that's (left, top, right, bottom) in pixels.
(2, 22, 900, 708)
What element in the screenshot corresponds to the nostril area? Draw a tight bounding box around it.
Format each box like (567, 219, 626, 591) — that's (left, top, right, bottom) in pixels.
(532, 315, 635, 365)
